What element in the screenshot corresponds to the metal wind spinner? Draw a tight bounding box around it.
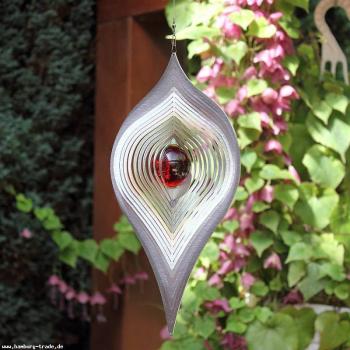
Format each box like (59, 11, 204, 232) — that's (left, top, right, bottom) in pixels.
(110, 14, 240, 333)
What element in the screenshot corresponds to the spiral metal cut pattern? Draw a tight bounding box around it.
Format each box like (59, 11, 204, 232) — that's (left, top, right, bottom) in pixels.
(113, 88, 233, 269)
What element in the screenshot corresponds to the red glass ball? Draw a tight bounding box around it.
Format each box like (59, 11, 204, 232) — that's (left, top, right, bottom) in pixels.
(155, 145, 190, 188)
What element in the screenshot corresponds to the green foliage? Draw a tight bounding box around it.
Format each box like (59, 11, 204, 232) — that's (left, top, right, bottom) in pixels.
(0, 0, 94, 344)
(16, 192, 141, 271)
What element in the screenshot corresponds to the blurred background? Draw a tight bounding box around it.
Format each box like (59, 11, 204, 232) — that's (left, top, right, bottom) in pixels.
(1, 0, 350, 349)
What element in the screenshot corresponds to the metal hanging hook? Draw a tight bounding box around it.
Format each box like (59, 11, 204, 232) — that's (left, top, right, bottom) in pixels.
(171, 0, 177, 53)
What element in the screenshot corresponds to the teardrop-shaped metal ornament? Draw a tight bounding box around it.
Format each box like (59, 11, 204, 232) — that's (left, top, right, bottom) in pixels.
(111, 53, 240, 333)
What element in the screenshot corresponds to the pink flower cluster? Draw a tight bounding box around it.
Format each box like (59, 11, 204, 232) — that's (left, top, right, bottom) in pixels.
(47, 271, 148, 322)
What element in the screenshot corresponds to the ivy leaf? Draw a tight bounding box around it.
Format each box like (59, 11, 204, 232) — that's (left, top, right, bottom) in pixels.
(288, 261, 306, 287)
(281, 307, 316, 350)
(59, 241, 78, 268)
(283, 56, 299, 76)
(286, 242, 312, 263)
(193, 316, 216, 338)
(193, 281, 220, 301)
(16, 194, 33, 213)
(238, 112, 262, 131)
(222, 220, 239, 232)
(320, 263, 346, 282)
(234, 186, 248, 201)
(247, 79, 268, 97)
(238, 128, 260, 149)
(187, 40, 210, 59)
(299, 263, 327, 300)
(226, 315, 247, 334)
(302, 145, 345, 189)
(331, 195, 350, 235)
(225, 41, 248, 65)
(247, 18, 277, 38)
(325, 93, 349, 114)
(52, 231, 73, 250)
(165, 0, 196, 31)
(241, 150, 257, 172)
(334, 283, 350, 300)
(311, 101, 332, 124)
(251, 281, 269, 297)
(316, 234, 344, 265)
(230, 9, 255, 30)
(229, 297, 246, 309)
(78, 239, 98, 263)
(284, 0, 309, 11)
(200, 240, 220, 266)
(94, 250, 110, 273)
(306, 115, 350, 162)
(252, 201, 270, 213)
(295, 188, 339, 229)
(315, 312, 350, 350)
(100, 239, 124, 261)
(255, 307, 273, 323)
(280, 229, 303, 246)
(42, 213, 62, 231)
(245, 175, 264, 194)
(251, 231, 274, 257)
(260, 164, 293, 181)
(246, 313, 298, 350)
(174, 26, 220, 40)
(259, 210, 280, 234)
(216, 87, 236, 104)
(274, 184, 299, 209)
(118, 231, 141, 254)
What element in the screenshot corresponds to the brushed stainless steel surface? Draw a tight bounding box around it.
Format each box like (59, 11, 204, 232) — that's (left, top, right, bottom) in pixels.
(111, 53, 240, 333)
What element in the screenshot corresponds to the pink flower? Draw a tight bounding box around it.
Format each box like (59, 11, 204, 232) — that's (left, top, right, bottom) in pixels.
(259, 185, 274, 203)
(283, 289, 303, 304)
(263, 252, 282, 271)
(65, 288, 76, 301)
(269, 12, 283, 23)
(90, 292, 106, 306)
(243, 66, 257, 80)
(226, 99, 245, 117)
(122, 275, 136, 285)
(48, 275, 60, 286)
(224, 207, 238, 221)
(208, 273, 223, 287)
(221, 333, 247, 350)
(240, 212, 255, 232)
(264, 140, 283, 154)
(20, 228, 32, 239)
(58, 280, 68, 294)
(288, 165, 301, 183)
(280, 85, 299, 99)
(76, 292, 90, 304)
(108, 284, 122, 295)
(197, 66, 212, 83)
(218, 260, 236, 275)
(134, 272, 148, 281)
(217, 15, 242, 39)
(194, 267, 207, 280)
(262, 88, 278, 105)
(160, 325, 172, 340)
(205, 299, 231, 314)
(237, 86, 248, 101)
(241, 272, 256, 290)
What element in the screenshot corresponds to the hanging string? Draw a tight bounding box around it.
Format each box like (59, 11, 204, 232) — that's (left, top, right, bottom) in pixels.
(171, 0, 177, 53)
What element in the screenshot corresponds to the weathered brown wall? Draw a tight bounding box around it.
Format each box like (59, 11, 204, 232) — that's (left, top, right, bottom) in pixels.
(92, 1, 170, 349)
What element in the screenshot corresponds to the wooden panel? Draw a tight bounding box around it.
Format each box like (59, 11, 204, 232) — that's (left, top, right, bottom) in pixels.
(98, 0, 168, 23)
(93, 8, 170, 350)
(92, 17, 131, 350)
(118, 15, 169, 350)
